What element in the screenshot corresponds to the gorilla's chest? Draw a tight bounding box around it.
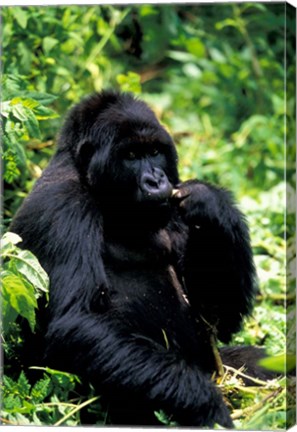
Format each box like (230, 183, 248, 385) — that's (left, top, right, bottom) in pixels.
(102, 230, 191, 330)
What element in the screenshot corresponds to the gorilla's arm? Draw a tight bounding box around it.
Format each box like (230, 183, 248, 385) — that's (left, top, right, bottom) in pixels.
(174, 180, 256, 343)
(46, 306, 232, 428)
(10, 160, 232, 429)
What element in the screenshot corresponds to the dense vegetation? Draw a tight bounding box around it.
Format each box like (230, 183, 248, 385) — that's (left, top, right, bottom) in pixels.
(1, 3, 296, 429)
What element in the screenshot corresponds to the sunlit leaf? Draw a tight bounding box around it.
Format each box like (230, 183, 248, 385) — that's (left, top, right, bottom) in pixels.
(259, 353, 296, 373)
(2, 273, 37, 332)
(42, 37, 59, 54)
(1, 232, 22, 254)
(11, 7, 28, 29)
(8, 249, 49, 293)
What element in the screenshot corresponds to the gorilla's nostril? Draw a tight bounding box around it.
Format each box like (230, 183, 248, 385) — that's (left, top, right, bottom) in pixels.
(140, 171, 172, 201)
(142, 173, 161, 191)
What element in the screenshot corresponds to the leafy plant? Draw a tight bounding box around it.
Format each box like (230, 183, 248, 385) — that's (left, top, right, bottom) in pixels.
(2, 76, 58, 183)
(1, 232, 49, 333)
(1, 368, 101, 426)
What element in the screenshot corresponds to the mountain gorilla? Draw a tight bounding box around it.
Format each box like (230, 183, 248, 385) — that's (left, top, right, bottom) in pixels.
(11, 91, 259, 428)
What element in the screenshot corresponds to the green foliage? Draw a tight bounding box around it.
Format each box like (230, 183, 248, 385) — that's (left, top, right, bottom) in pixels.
(1, 232, 49, 333)
(259, 354, 296, 374)
(1, 368, 102, 426)
(117, 71, 142, 94)
(2, 76, 58, 181)
(1, 3, 295, 430)
(154, 409, 178, 427)
(2, 75, 59, 225)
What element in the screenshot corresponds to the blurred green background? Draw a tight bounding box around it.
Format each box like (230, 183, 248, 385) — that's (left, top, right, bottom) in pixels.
(1, 3, 296, 429)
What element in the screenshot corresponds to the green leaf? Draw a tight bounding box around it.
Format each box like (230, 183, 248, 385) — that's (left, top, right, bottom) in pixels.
(154, 409, 177, 426)
(31, 376, 51, 403)
(186, 39, 205, 57)
(116, 72, 142, 94)
(13, 142, 27, 170)
(259, 353, 296, 373)
(25, 109, 41, 139)
(42, 37, 59, 54)
(9, 249, 49, 293)
(11, 7, 28, 29)
(3, 157, 21, 183)
(13, 412, 32, 425)
(2, 273, 37, 331)
(10, 100, 41, 138)
(1, 101, 12, 117)
(215, 18, 239, 31)
(17, 371, 31, 396)
(3, 393, 22, 411)
(26, 92, 58, 105)
(17, 41, 33, 73)
(11, 97, 39, 110)
(167, 50, 197, 63)
(34, 105, 59, 120)
(2, 375, 16, 393)
(1, 293, 18, 333)
(1, 232, 22, 255)
(11, 103, 28, 122)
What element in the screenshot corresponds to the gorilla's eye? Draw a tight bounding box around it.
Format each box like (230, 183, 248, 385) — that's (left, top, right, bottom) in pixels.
(127, 151, 137, 160)
(150, 148, 159, 156)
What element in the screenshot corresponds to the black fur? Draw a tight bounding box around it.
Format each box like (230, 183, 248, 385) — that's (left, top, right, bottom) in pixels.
(11, 91, 258, 428)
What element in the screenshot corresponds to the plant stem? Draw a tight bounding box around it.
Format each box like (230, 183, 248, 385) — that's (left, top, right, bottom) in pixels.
(54, 395, 100, 426)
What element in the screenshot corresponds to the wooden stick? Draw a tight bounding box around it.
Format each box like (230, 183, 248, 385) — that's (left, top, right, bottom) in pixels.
(210, 333, 224, 378)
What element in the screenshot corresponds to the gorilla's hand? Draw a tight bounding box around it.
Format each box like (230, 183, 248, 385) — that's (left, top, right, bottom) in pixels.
(183, 384, 234, 429)
(173, 180, 226, 229)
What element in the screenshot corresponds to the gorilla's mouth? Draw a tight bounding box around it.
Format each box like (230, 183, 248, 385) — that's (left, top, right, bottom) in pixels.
(143, 187, 173, 202)
(137, 187, 173, 207)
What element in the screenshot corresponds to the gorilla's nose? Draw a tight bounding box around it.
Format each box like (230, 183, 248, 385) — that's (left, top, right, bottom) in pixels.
(141, 169, 172, 200)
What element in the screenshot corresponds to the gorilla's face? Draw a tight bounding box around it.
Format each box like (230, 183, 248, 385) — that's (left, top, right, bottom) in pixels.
(119, 145, 172, 201)
(75, 93, 179, 215)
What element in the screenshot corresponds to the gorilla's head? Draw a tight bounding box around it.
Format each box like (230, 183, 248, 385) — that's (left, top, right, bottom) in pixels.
(59, 91, 179, 216)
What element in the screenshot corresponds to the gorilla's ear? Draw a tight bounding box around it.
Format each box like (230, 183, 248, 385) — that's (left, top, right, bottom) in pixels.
(76, 139, 95, 173)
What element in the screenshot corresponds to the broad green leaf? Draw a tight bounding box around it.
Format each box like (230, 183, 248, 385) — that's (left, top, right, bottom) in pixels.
(215, 18, 239, 30)
(11, 104, 28, 122)
(34, 105, 59, 120)
(1, 232, 22, 255)
(11, 97, 39, 110)
(17, 41, 33, 73)
(2, 273, 37, 331)
(13, 141, 27, 169)
(9, 249, 49, 293)
(259, 353, 296, 373)
(11, 7, 28, 29)
(13, 412, 32, 425)
(25, 109, 41, 139)
(2, 294, 18, 333)
(167, 50, 197, 63)
(186, 39, 205, 58)
(26, 92, 58, 105)
(1, 101, 11, 117)
(42, 37, 59, 54)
